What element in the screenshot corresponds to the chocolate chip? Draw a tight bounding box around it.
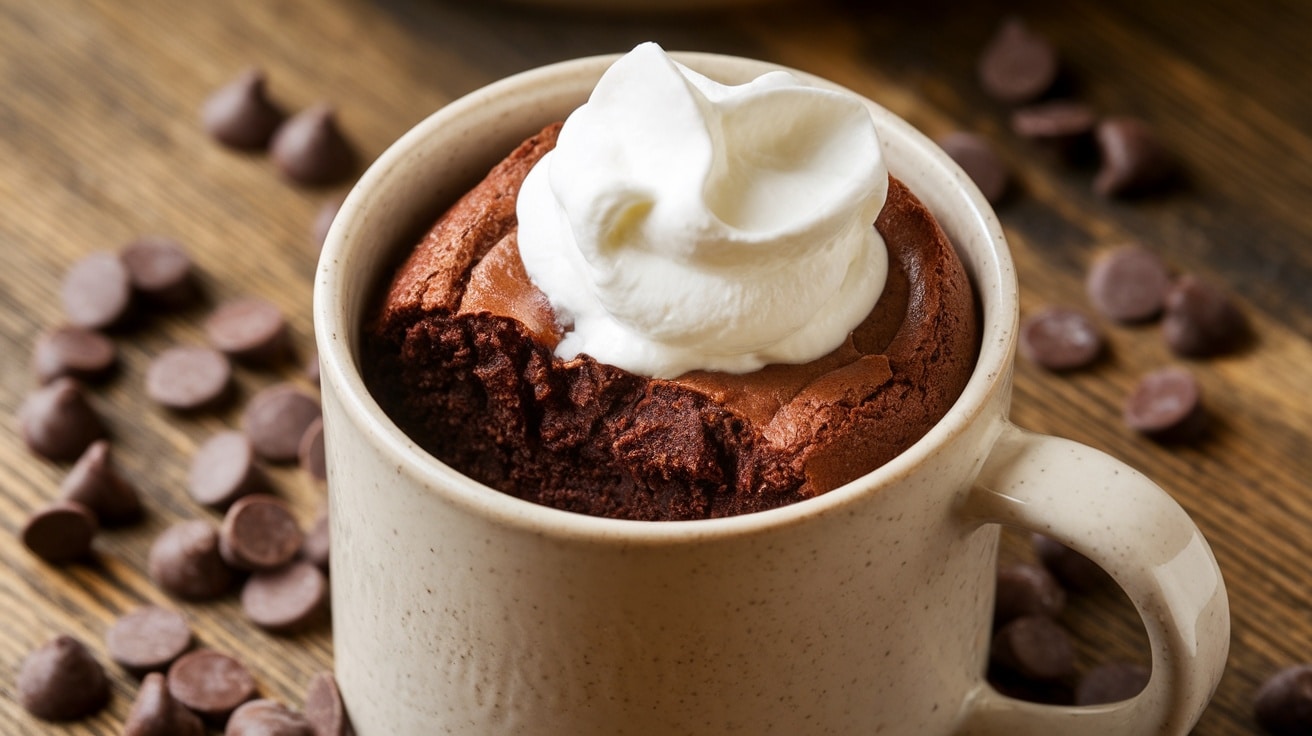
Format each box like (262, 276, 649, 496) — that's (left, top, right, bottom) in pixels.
(242, 561, 328, 632)
(220, 494, 304, 571)
(937, 131, 1009, 204)
(304, 350, 321, 386)
(977, 18, 1058, 105)
(304, 671, 353, 736)
(106, 605, 193, 676)
(19, 377, 106, 461)
(17, 635, 110, 721)
(1123, 366, 1206, 441)
(201, 67, 286, 150)
(21, 501, 98, 565)
(120, 236, 197, 307)
(990, 615, 1076, 681)
(124, 672, 206, 736)
(300, 506, 330, 573)
(270, 103, 357, 186)
(61, 251, 133, 330)
(60, 440, 143, 526)
(189, 430, 271, 509)
(1254, 664, 1312, 736)
(146, 346, 233, 411)
(1010, 100, 1096, 142)
(995, 563, 1066, 627)
(1093, 116, 1176, 197)
(32, 326, 117, 384)
(1162, 274, 1249, 357)
(227, 699, 314, 736)
(167, 648, 258, 724)
(148, 520, 234, 600)
(243, 383, 322, 463)
(299, 417, 326, 482)
(1018, 307, 1104, 371)
(313, 195, 345, 251)
(1086, 245, 1172, 323)
(206, 297, 291, 365)
(1075, 661, 1150, 705)
(1032, 534, 1110, 592)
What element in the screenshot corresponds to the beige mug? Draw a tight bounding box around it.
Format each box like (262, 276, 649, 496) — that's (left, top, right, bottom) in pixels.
(314, 52, 1229, 735)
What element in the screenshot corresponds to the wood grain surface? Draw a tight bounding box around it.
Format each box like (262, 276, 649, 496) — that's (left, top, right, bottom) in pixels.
(1, 0, 1308, 733)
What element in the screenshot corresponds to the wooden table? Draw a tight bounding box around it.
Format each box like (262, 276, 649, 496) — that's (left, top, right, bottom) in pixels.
(1, 0, 1308, 733)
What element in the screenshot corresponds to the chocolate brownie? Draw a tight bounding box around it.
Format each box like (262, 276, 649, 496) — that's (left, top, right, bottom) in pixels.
(366, 123, 978, 520)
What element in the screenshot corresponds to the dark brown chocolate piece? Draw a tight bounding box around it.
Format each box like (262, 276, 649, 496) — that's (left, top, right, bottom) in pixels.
(243, 383, 322, 463)
(148, 520, 234, 600)
(1254, 664, 1312, 736)
(298, 417, 326, 481)
(1011, 100, 1096, 142)
(1094, 117, 1175, 197)
(1123, 366, 1206, 441)
(1019, 307, 1103, 371)
(304, 671, 353, 736)
(32, 326, 117, 384)
(19, 377, 106, 462)
(61, 251, 132, 330)
(1032, 534, 1110, 592)
(1086, 245, 1172, 323)
(206, 297, 291, 365)
(17, 635, 110, 722)
(937, 131, 1009, 204)
(120, 236, 197, 307)
(202, 68, 285, 150)
(124, 672, 206, 736)
(994, 562, 1066, 627)
(300, 505, 330, 572)
(241, 561, 328, 632)
(146, 346, 233, 411)
(167, 648, 258, 723)
(60, 440, 143, 526)
(21, 501, 98, 565)
(313, 195, 345, 251)
(1162, 274, 1248, 357)
(304, 350, 321, 386)
(106, 605, 193, 676)
(220, 494, 303, 571)
(189, 430, 271, 508)
(1075, 661, 1150, 705)
(270, 103, 357, 186)
(990, 615, 1076, 681)
(977, 18, 1058, 105)
(227, 699, 314, 736)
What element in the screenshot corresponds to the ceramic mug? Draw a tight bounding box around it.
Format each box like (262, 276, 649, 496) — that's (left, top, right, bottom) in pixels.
(314, 52, 1229, 735)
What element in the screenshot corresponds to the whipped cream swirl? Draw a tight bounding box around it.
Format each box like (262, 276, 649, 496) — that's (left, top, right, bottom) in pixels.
(516, 42, 889, 378)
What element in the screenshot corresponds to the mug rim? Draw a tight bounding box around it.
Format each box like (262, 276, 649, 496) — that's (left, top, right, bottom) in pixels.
(314, 51, 1018, 542)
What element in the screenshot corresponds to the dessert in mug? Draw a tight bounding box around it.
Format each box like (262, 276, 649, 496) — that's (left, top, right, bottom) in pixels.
(365, 43, 979, 520)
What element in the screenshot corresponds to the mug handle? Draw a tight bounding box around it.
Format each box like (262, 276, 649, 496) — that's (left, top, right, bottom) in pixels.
(955, 422, 1229, 736)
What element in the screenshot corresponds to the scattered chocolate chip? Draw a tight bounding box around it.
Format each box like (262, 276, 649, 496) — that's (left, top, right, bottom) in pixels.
(1093, 116, 1175, 197)
(1075, 661, 1150, 705)
(270, 103, 357, 186)
(242, 561, 328, 632)
(313, 195, 345, 251)
(106, 605, 193, 676)
(120, 236, 197, 307)
(60, 440, 143, 526)
(124, 672, 206, 736)
(1010, 100, 1096, 143)
(17, 635, 110, 722)
(1018, 306, 1104, 371)
(991, 615, 1076, 681)
(189, 430, 271, 509)
(167, 648, 258, 724)
(1032, 534, 1110, 592)
(206, 297, 291, 365)
(220, 494, 304, 571)
(227, 698, 314, 736)
(304, 671, 353, 736)
(21, 501, 98, 565)
(300, 506, 330, 572)
(937, 131, 1009, 204)
(145, 346, 233, 411)
(61, 251, 133, 330)
(32, 326, 117, 384)
(299, 417, 326, 482)
(977, 18, 1058, 105)
(1086, 245, 1172, 323)
(18, 377, 106, 461)
(304, 350, 321, 386)
(1123, 366, 1206, 441)
(995, 563, 1066, 627)
(202, 67, 286, 150)
(243, 383, 322, 463)
(1254, 664, 1312, 736)
(1162, 274, 1249, 357)
(148, 520, 234, 600)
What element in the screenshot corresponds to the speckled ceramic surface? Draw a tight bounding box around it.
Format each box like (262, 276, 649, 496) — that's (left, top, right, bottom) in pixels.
(314, 53, 1229, 735)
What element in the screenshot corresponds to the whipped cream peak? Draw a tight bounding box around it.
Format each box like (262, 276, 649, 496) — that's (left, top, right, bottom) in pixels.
(516, 42, 889, 378)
